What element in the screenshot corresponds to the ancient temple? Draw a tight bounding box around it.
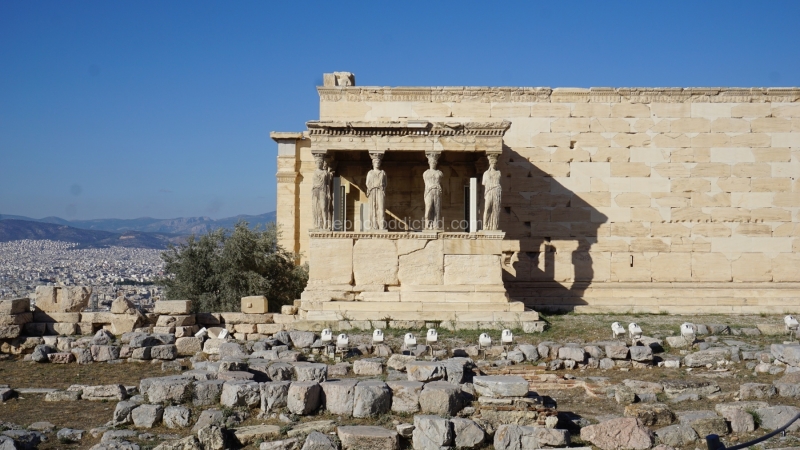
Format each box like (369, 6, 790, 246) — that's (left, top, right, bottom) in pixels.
(272, 72, 800, 317)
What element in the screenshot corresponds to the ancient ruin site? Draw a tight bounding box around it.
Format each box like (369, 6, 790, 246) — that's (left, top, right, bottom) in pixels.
(1, 71, 799, 450)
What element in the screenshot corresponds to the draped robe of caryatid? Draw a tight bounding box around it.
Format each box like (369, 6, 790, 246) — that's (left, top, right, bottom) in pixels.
(482, 166, 502, 231)
(366, 168, 387, 230)
(423, 168, 443, 230)
(311, 166, 329, 230)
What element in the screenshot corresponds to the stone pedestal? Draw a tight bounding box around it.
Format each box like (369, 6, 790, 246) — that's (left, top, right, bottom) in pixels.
(298, 231, 538, 322)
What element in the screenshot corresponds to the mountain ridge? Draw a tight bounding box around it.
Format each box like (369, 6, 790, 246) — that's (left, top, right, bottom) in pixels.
(0, 212, 276, 235)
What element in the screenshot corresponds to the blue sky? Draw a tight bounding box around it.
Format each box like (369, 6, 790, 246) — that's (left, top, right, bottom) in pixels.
(1, 1, 798, 220)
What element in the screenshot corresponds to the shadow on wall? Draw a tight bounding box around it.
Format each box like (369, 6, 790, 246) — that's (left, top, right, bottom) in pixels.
(496, 145, 608, 312)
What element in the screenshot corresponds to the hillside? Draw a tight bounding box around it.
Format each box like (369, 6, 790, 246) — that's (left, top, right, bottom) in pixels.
(0, 219, 178, 249)
(0, 212, 275, 235)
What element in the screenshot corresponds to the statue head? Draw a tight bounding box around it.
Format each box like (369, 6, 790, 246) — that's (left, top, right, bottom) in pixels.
(487, 153, 499, 170)
(426, 152, 440, 170)
(369, 152, 383, 170)
(313, 154, 325, 170)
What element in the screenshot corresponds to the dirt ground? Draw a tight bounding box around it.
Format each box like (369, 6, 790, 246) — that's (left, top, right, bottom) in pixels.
(0, 313, 797, 450)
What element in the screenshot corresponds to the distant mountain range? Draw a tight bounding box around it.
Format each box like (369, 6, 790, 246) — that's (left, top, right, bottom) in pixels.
(0, 212, 275, 235)
(0, 212, 276, 249)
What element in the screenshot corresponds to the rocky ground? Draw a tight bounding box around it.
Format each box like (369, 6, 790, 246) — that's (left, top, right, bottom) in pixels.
(0, 313, 799, 450)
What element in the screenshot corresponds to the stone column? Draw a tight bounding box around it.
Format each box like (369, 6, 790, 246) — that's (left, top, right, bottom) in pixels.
(271, 132, 303, 259)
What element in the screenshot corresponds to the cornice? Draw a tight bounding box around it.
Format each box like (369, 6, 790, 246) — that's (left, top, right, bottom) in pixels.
(317, 86, 800, 103)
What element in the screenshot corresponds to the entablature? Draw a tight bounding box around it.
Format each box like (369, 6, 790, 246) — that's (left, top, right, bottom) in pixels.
(306, 120, 510, 154)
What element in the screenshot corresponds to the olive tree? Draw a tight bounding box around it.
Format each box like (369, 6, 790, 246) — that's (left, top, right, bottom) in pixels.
(160, 221, 307, 312)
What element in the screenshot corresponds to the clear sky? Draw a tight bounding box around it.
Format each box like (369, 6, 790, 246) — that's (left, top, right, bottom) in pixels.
(1, 1, 798, 220)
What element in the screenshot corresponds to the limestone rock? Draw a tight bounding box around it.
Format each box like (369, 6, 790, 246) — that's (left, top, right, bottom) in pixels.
(387, 381, 423, 414)
(354, 359, 384, 376)
(320, 380, 357, 416)
(771, 344, 800, 367)
(294, 362, 328, 382)
(221, 380, 260, 407)
(57, 428, 84, 443)
(132, 404, 163, 428)
(754, 405, 800, 431)
(412, 415, 453, 450)
(143, 376, 193, 404)
(580, 417, 654, 450)
(337, 426, 399, 450)
(654, 424, 698, 447)
(624, 403, 675, 426)
(234, 425, 282, 446)
(83, 384, 127, 401)
(683, 348, 729, 367)
(450, 418, 485, 449)
(473, 376, 528, 398)
(164, 406, 191, 429)
(289, 331, 316, 349)
(152, 436, 201, 450)
(197, 425, 226, 450)
(193, 380, 224, 406)
(301, 432, 338, 450)
(353, 380, 391, 418)
(260, 438, 302, 450)
(516, 344, 539, 362)
(406, 361, 446, 382)
(419, 381, 463, 416)
(722, 408, 755, 433)
(261, 381, 291, 413)
(287, 381, 321, 415)
(113, 400, 140, 424)
(387, 354, 416, 371)
(175, 337, 203, 356)
(111, 297, 137, 314)
(739, 383, 776, 399)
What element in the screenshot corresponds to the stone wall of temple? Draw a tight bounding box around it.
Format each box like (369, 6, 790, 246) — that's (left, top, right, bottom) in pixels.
(276, 85, 800, 313)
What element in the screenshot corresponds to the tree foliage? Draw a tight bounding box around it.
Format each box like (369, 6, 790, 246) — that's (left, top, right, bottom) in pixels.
(160, 222, 307, 313)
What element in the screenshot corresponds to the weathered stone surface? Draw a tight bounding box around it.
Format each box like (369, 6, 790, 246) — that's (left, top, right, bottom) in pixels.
(234, 425, 282, 446)
(412, 415, 453, 450)
(287, 381, 321, 415)
(354, 380, 391, 418)
(774, 371, 800, 398)
(175, 337, 203, 356)
(623, 380, 664, 394)
(353, 239, 399, 286)
(113, 400, 139, 424)
(35, 285, 91, 312)
(662, 380, 720, 398)
(0, 298, 29, 314)
(683, 348, 729, 367)
(152, 435, 201, 450)
(197, 425, 226, 450)
(386, 354, 416, 371)
(771, 344, 800, 367)
(337, 426, 399, 450)
(580, 417, 654, 450)
(624, 403, 676, 426)
(450, 418, 485, 449)
(163, 405, 191, 429)
(267, 362, 295, 381)
(131, 404, 163, 428)
(260, 438, 302, 450)
(558, 346, 586, 362)
(294, 362, 328, 382)
(689, 417, 728, 437)
(301, 431, 337, 450)
(754, 405, 800, 431)
(320, 380, 357, 416)
(629, 346, 653, 362)
(289, 331, 316, 349)
(387, 381, 423, 414)
(606, 345, 630, 360)
(193, 380, 224, 406)
(142, 376, 193, 404)
(261, 381, 291, 413)
(516, 344, 539, 362)
(91, 345, 120, 362)
(493, 424, 538, 450)
(45, 389, 81, 401)
(151, 344, 178, 360)
(221, 380, 260, 407)
(154, 300, 192, 315)
(739, 383, 776, 399)
(354, 359, 384, 376)
(473, 376, 528, 398)
(406, 361, 446, 382)
(723, 408, 755, 433)
(655, 424, 698, 447)
(57, 428, 84, 443)
(419, 381, 463, 416)
(0, 325, 21, 339)
(83, 384, 127, 401)
(287, 420, 336, 438)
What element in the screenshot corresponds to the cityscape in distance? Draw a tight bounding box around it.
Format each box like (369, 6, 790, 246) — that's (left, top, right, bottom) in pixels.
(0, 211, 276, 305)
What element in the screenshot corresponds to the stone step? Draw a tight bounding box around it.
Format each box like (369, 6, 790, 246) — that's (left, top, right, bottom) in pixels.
(300, 300, 526, 313)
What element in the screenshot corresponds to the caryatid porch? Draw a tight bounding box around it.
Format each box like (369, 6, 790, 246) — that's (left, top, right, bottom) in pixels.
(273, 120, 540, 323)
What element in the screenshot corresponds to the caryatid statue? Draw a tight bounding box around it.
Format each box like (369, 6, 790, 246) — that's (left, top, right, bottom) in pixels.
(366, 152, 387, 230)
(311, 154, 331, 230)
(423, 152, 443, 230)
(482, 153, 502, 231)
(323, 159, 333, 230)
